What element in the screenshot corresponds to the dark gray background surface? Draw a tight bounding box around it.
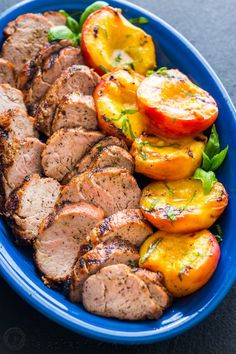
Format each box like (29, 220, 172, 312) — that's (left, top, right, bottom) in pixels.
(0, 0, 235, 353)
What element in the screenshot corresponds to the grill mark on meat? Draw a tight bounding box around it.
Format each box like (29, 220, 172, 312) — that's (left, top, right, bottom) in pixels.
(36, 65, 100, 135)
(69, 238, 139, 302)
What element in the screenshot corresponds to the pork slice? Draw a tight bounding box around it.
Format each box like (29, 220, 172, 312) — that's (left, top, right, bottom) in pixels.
(60, 167, 141, 216)
(88, 209, 153, 247)
(133, 268, 172, 310)
(5, 174, 61, 244)
(0, 108, 36, 144)
(70, 238, 139, 302)
(0, 59, 16, 86)
(63, 136, 128, 183)
(34, 202, 104, 284)
(82, 264, 163, 320)
(52, 93, 97, 133)
(0, 84, 26, 115)
(88, 145, 134, 173)
(42, 128, 104, 181)
(24, 46, 84, 116)
(2, 14, 53, 72)
(17, 40, 71, 90)
(43, 11, 67, 25)
(36, 65, 100, 136)
(2, 137, 45, 198)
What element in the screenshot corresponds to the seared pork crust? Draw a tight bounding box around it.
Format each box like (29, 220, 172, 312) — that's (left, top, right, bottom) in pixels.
(5, 174, 61, 244)
(19, 45, 83, 116)
(0, 59, 16, 86)
(88, 209, 153, 247)
(41, 128, 104, 181)
(59, 167, 141, 216)
(69, 238, 139, 302)
(2, 14, 53, 72)
(34, 201, 104, 284)
(36, 65, 100, 136)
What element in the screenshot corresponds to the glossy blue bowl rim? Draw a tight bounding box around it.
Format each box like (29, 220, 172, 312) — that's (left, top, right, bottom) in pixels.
(0, 0, 236, 345)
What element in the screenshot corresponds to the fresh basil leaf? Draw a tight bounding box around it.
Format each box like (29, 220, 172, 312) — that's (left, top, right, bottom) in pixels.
(59, 9, 69, 17)
(66, 16, 80, 33)
(202, 151, 212, 171)
(210, 145, 228, 171)
(48, 26, 78, 46)
(193, 168, 217, 194)
(129, 17, 149, 25)
(205, 125, 220, 159)
(139, 238, 162, 265)
(79, 1, 109, 29)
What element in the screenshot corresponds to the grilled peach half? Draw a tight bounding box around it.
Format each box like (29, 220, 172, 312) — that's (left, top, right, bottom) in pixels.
(140, 179, 228, 233)
(139, 229, 220, 297)
(94, 67, 149, 146)
(137, 69, 218, 138)
(130, 134, 207, 180)
(81, 6, 156, 75)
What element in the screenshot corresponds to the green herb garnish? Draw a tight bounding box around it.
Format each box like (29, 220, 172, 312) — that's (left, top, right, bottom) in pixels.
(121, 118, 136, 140)
(178, 251, 213, 280)
(166, 209, 177, 221)
(96, 145, 104, 152)
(79, 1, 109, 29)
(115, 53, 122, 63)
(193, 168, 218, 194)
(139, 238, 162, 265)
(202, 125, 228, 172)
(99, 65, 110, 73)
(164, 183, 174, 197)
(129, 17, 149, 25)
(215, 224, 223, 243)
(48, 26, 78, 46)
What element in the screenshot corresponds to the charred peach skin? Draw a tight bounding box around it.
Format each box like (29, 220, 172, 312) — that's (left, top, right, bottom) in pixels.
(81, 6, 156, 75)
(94, 67, 149, 146)
(130, 134, 207, 180)
(139, 230, 220, 297)
(137, 69, 218, 138)
(140, 179, 228, 233)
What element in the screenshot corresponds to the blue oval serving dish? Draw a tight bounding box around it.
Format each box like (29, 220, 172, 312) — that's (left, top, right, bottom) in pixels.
(0, 0, 236, 345)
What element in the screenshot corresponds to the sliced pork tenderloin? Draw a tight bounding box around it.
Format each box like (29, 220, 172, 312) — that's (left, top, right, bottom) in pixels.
(82, 264, 163, 320)
(0, 59, 16, 86)
(17, 40, 71, 90)
(63, 136, 128, 183)
(87, 209, 153, 247)
(133, 268, 172, 310)
(2, 14, 53, 72)
(36, 65, 100, 136)
(52, 93, 97, 133)
(22, 46, 84, 116)
(86, 145, 134, 173)
(34, 202, 104, 284)
(41, 128, 104, 181)
(0, 84, 26, 115)
(1, 137, 45, 198)
(5, 174, 61, 244)
(69, 238, 139, 302)
(43, 11, 67, 25)
(0, 108, 36, 145)
(59, 167, 141, 216)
